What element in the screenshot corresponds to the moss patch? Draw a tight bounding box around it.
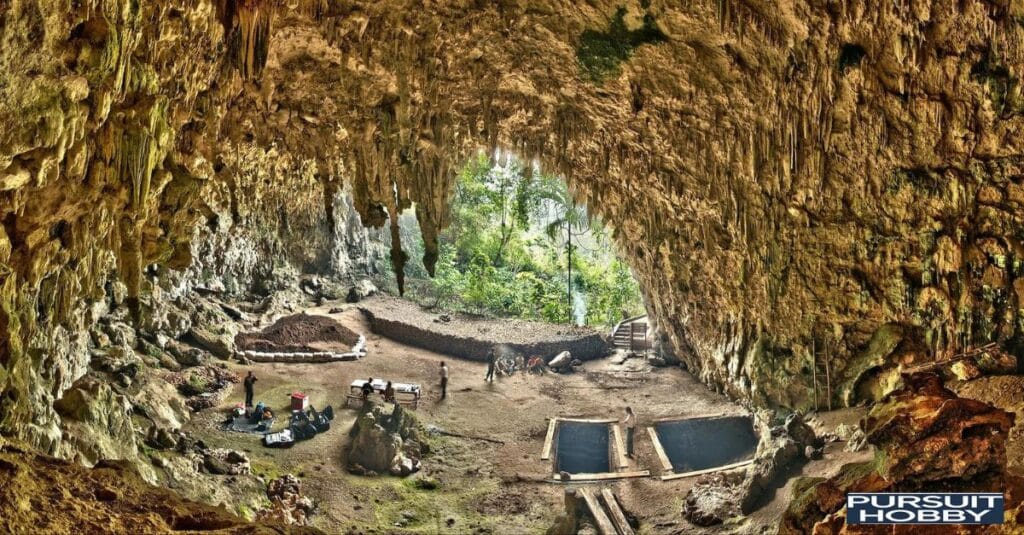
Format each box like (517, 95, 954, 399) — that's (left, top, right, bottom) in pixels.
(577, 7, 667, 82)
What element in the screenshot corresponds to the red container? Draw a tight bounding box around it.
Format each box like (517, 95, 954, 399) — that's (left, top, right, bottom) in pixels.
(290, 392, 309, 411)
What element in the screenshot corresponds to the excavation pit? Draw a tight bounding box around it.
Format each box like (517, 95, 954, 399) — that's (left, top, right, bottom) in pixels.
(650, 415, 758, 479)
(556, 421, 611, 475)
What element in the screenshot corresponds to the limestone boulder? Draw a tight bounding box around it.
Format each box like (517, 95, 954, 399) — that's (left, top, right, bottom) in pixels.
(347, 403, 424, 477)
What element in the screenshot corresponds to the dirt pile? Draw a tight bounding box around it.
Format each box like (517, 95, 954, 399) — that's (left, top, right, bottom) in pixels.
(359, 296, 607, 362)
(781, 374, 1024, 533)
(236, 314, 361, 353)
(0, 440, 322, 534)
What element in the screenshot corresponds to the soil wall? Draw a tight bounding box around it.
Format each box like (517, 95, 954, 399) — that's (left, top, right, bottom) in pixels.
(359, 306, 608, 362)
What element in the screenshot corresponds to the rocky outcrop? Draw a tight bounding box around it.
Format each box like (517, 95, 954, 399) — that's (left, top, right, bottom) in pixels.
(0, 438, 323, 534)
(347, 402, 425, 477)
(257, 474, 317, 527)
(781, 373, 1023, 533)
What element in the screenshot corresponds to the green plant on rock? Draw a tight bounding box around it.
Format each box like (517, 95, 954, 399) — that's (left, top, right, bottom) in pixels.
(971, 50, 1024, 117)
(577, 7, 667, 82)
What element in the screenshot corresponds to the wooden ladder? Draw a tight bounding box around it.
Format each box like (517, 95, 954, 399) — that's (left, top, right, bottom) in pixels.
(578, 487, 635, 535)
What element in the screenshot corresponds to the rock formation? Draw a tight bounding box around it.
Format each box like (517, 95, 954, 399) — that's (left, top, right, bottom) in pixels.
(781, 373, 1024, 533)
(0, 437, 322, 534)
(347, 402, 425, 477)
(5, 0, 1024, 514)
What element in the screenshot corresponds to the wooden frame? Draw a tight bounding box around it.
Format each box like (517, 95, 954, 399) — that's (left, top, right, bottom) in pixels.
(660, 459, 754, 481)
(611, 424, 629, 469)
(649, 415, 758, 481)
(646, 426, 673, 472)
(545, 418, 638, 481)
(551, 470, 650, 482)
(541, 418, 558, 460)
(652, 413, 731, 423)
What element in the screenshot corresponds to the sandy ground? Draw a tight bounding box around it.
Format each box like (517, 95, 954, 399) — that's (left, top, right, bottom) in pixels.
(185, 303, 875, 534)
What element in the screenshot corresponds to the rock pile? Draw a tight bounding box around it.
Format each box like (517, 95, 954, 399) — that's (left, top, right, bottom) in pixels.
(347, 403, 426, 477)
(781, 373, 1024, 533)
(167, 365, 239, 412)
(257, 474, 316, 526)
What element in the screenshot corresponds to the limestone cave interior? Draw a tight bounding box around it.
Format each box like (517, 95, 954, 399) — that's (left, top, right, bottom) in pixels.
(2, 0, 1024, 533)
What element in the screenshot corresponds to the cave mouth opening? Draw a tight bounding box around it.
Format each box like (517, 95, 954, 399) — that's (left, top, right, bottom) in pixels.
(380, 151, 648, 330)
(653, 415, 758, 476)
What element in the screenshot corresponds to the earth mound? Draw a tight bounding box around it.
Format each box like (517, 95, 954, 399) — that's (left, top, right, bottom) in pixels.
(236, 314, 361, 353)
(358, 296, 607, 362)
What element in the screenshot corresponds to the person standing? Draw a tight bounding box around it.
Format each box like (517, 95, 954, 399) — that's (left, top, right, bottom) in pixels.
(440, 361, 449, 400)
(243, 371, 257, 407)
(485, 350, 496, 383)
(623, 406, 636, 458)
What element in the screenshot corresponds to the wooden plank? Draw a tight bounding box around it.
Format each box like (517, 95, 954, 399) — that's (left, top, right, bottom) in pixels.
(559, 417, 619, 424)
(652, 413, 732, 423)
(611, 424, 629, 469)
(601, 488, 635, 535)
(646, 427, 673, 472)
(578, 488, 617, 535)
(551, 470, 650, 482)
(659, 459, 754, 481)
(541, 418, 558, 460)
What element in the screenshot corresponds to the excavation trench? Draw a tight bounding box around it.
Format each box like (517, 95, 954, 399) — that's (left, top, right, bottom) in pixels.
(654, 415, 757, 474)
(556, 421, 612, 474)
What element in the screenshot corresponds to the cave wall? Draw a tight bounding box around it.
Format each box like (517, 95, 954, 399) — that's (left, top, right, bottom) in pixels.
(0, 0, 384, 454)
(4, 0, 1024, 456)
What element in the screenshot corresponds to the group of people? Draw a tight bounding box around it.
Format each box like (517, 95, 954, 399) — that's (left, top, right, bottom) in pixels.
(483, 351, 546, 382)
(359, 377, 397, 403)
(241, 356, 638, 457)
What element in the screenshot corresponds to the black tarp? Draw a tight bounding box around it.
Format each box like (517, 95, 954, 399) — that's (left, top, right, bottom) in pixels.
(556, 421, 610, 474)
(655, 416, 757, 473)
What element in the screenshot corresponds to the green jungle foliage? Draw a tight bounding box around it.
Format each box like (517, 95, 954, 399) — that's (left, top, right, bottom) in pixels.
(382, 154, 645, 327)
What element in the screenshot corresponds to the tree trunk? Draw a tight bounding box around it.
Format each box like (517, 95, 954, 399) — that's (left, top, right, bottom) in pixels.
(567, 216, 573, 325)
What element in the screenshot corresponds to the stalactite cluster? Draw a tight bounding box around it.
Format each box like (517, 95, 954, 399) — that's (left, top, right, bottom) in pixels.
(4, 0, 1024, 458)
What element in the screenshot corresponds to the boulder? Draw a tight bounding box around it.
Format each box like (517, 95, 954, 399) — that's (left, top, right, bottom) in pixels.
(186, 327, 235, 359)
(682, 471, 746, 526)
(346, 279, 379, 303)
(548, 351, 572, 370)
(739, 412, 820, 514)
(347, 403, 423, 476)
(863, 373, 1014, 484)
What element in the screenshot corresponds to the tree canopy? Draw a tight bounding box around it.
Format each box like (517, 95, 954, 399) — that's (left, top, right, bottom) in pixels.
(382, 154, 646, 327)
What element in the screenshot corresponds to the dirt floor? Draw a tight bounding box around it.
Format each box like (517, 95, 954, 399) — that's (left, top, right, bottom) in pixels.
(185, 303, 875, 534)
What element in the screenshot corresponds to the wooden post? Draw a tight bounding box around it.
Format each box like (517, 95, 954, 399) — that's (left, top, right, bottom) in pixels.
(825, 338, 832, 411)
(811, 339, 818, 411)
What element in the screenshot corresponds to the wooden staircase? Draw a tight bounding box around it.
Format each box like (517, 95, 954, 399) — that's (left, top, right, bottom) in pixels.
(610, 315, 649, 351)
(578, 487, 635, 535)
